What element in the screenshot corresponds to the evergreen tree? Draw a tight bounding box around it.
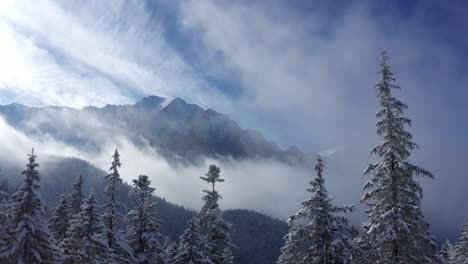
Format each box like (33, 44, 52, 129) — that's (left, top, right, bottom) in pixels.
(173, 219, 210, 264)
(103, 149, 136, 264)
(68, 174, 84, 216)
(126, 175, 165, 264)
(452, 218, 468, 264)
(278, 155, 355, 264)
(277, 224, 305, 264)
(49, 194, 70, 242)
(164, 242, 178, 263)
(199, 164, 235, 264)
(49, 175, 84, 244)
(103, 149, 124, 247)
(361, 51, 437, 263)
(439, 240, 454, 264)
(0, 174, 13, 250)
(62, 193, 116, 264)
(222, 246, 234, 264)
(0, 149, 61, 263)
(0, 193, 14, 260)
(199, 165, 224, 219)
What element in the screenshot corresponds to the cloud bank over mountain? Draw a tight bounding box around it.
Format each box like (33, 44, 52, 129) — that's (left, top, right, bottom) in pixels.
(0, 100, 314, 223)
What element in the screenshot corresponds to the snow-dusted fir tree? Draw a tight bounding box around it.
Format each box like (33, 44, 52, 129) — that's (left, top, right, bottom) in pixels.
(164, 242, 179, 263)
(126, 175, 165, 264)
(452, 218, 468, 264)
(199, 165, 224, 219)
(62, 193, 116, 264)
(439, 240, 455, 264)
(199, 164, 235, 264)
(0, 193, 13, 260)
(103, 149, 124, 246)
(103, 149, 136, 264)
(278, 155, 355, 264)
(49, 194, 71, 242)
(361, 51, 437, 263)
(49, 175, 84, 243)
(173, 219, 210, 264)
(68, 174, 85, 216)
(0, 149, 62, 263)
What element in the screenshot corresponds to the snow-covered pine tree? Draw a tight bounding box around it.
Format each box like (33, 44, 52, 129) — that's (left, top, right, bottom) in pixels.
(277, 224, 305, 264)
(103, 149, 124, 247)
(198, 164, 235, 264)
(173, 219, 210, 264)
(361, 51, 437, 263)
(62, 192, 116, 264)
(49, 175, 84, 243)
(68, 174, 84, 216)
(126, 175, 165, 264)
(0, 192, 13, 260)
(452, 218, 468, 264)
(0, 149, 62, 263)
(222, 246, 234, 264)
(277, 155, 355, 264)
(49, 194, 70, 242)
(164, 242, 178, 263)
(199, 164, 224, 219)
(103, 149, 136, 264)
(439, 240, 454, 264)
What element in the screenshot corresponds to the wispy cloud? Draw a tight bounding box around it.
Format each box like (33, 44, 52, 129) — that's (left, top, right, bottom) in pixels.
(0, 114, 313, 220)
(0, 0, 226, 108)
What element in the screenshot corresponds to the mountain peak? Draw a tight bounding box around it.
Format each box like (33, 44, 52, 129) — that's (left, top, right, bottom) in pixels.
(136, 96, 189, 111)
(160, 97, 186, 109)
(137, 95, 166, 108)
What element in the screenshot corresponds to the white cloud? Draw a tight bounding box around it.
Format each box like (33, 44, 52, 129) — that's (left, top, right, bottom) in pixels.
(0, 0, 227, 108)
(0, 115, 85, 164)
(0, 114, 316, 219)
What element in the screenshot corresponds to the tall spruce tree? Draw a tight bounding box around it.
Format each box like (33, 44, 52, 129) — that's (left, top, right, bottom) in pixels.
(103, 149, 136, 264)
(49, 175, 84, 243)
(62, 193, 116, 264)
(173, 219, 210, 264)
(49, 194, 70, 242)
(0, 192, 13, 261)
(199, 164, 235, 264)
(68, 174, 84, 216)
(438, 240, 455, 264)
(199, 165, 224, 219)
(171, 219, 212, 264)
(278, 155, 355, 264)
(126, 175, 165, 264)
(361, 51, 437, 263)
(0, 149, 61, 263)
(164, 242, 179, 263)
(452, 218, 468, 264)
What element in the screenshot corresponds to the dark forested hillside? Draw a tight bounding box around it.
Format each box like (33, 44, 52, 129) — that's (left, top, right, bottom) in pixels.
(223, 209, 288, 264)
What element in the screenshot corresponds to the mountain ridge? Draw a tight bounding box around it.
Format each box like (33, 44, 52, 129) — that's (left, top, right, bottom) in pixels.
(0, 95, 314, 166)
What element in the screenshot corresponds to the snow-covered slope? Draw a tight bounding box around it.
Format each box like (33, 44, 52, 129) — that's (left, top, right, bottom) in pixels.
(0, 96, 312, 166)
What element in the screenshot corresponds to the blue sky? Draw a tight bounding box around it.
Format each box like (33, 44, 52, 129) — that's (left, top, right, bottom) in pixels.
(0, 0, 467, 240)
